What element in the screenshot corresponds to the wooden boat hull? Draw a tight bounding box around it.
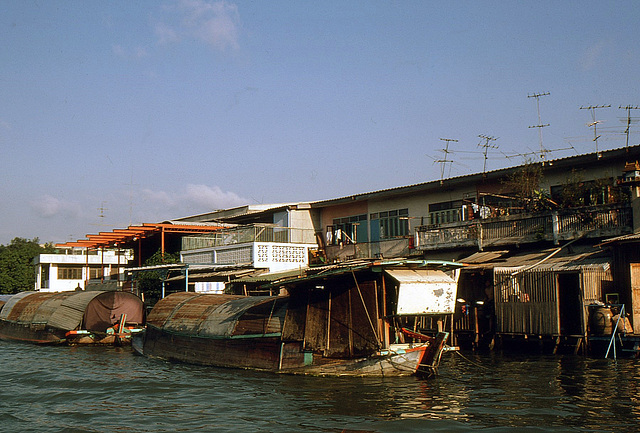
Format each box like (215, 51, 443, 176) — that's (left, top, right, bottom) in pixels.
(134, 325, 446, 377)
(0, 320, 65, 344)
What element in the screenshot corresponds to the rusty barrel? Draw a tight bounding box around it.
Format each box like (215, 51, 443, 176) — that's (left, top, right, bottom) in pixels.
(589, 305, 613, 336)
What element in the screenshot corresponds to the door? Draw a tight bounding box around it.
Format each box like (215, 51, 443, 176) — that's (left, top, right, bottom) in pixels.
(630, 263, 640, 334)
(557, 273, 583, 335)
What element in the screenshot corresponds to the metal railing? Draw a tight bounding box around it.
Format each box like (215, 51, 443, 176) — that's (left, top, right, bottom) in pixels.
(416, 203, 632, 251)
(182, 224, 317, 251)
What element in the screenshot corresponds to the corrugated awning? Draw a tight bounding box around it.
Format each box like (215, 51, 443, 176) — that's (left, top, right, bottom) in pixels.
(385, 269, 458, 315)
(460, 245, 610, 271)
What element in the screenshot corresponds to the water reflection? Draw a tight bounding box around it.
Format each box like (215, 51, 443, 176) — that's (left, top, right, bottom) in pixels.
(1, 341, 639, 433)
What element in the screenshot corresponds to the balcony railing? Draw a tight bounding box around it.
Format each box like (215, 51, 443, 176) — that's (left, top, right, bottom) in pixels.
(182, 224, 317, 251)
(324, 238, 412, 262)
(416, 203, 632, 251)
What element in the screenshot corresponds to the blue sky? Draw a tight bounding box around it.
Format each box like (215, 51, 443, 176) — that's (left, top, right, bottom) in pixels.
(1, 1, 639, 244)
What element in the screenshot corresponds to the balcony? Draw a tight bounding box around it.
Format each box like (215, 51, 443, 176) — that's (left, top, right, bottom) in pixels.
(180, 224, 318, 272)
(415, 203, 632, 251)
(324, 238, 412, 262)
(181, 224, 317, 251)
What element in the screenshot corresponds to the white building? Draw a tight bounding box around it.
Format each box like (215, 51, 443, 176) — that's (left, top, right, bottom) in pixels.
(34, 248, 133, 292)
(178, 204, 319, 273)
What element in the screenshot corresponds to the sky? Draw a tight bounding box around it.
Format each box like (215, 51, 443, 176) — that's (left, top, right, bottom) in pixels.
(1, 1, 639, 244)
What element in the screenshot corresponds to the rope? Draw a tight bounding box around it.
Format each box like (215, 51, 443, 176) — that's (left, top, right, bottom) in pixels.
(448, 346, 491, 370)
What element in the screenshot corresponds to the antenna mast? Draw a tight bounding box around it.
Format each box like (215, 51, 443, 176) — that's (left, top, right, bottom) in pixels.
(580, 104, 610, 154)
(437, 138, 458, 183)
(478, 134, 498, 175)
(619, 105, 639, 149)
(528, 92, 550, 161)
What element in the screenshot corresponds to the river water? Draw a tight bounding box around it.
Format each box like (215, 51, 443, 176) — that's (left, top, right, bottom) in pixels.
(0, 341, 637, 433)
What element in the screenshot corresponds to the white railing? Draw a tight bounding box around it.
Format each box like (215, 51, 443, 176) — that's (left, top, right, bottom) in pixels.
(182, 224, 317, 251)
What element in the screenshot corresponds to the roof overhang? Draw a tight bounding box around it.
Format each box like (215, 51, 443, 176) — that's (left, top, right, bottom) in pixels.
(56, 223, 225, 249)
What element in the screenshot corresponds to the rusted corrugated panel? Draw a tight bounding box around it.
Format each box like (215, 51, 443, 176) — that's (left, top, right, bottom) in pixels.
(5, 292, 57, 323)
(163, 294, 241, 334)
(232, 298, 288, 336)
(494, 268, 559, 335)
(146, 292, 200, 327)
(32, 292, 76, 324)
(47, 291, 105, 331)
(0, 292, 36, 321)
(198, 296, 281, 338)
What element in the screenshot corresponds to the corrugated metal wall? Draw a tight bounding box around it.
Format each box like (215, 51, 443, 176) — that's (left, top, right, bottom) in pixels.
(494, 268, 560, 335)
(493, 264, 611, 336)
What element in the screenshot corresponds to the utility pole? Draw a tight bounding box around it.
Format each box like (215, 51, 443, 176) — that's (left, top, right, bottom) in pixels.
(528, 92, 550, 161)
(478, 134, 498, 175)
(580, 104, 610, 155)
(619, 105, 639, 150)
(437, 138, 458, 184)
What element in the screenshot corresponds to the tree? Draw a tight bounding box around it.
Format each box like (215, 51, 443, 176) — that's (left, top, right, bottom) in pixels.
(503, 160, 555, 212)
(0, 238, 55, 294)
(133, 249, 180, 306)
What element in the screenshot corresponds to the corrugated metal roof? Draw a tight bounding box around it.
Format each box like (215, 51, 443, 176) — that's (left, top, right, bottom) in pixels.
(0, 292, 36, 320)
(311, 144, 640, 208)
(0, 290, 143, 332)
(148, 292, 284, 338)
(461, 245, 610, 271)
(47, 291, 106, 330)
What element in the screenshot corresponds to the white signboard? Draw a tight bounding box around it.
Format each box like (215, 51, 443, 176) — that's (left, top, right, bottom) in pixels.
(387, 269, 458, 315)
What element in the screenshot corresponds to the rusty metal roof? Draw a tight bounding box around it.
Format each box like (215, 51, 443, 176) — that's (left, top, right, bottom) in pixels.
(461, 245, 610, 271)
(147, 292, 285, 338)
(0, 291, 144, 332)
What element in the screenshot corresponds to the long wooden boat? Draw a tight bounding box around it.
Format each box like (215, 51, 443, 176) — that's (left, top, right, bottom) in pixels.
(0, 290, 145, 345)
(134, 260, 459, 377)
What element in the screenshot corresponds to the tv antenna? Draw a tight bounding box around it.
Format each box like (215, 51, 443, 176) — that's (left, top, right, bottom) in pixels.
(619, 105, 639, 149)
(478, 134, 498, 174)
(528, 92, 550, 161)
(580, 104, 610, 154)
(98, 201, 107, 218)
(436, 138, 458, 183)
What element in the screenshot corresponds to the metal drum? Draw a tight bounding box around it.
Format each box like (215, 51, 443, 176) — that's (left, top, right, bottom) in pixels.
(589, 306, 613, 336)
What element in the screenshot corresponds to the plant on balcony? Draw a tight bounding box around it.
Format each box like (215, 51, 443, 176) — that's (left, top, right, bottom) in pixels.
(502, 160, 556, 213)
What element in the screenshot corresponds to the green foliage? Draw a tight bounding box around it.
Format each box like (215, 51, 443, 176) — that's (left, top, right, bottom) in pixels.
(134, 249, 180, 305)
(0, 238, 55, 294)
(503, 160, 555, 212)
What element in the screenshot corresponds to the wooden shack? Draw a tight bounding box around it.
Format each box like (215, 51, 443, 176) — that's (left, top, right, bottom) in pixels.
(456, 245, 612, 352)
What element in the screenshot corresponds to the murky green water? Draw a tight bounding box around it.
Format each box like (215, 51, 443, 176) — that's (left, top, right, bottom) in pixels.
(0, 341, 637, 432)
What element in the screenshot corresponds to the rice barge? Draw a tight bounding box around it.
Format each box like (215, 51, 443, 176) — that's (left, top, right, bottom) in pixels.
(0, 290, 145, 345)
(134, 259, 460, 377)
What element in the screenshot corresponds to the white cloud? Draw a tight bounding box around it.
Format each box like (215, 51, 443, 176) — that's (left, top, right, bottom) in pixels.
(580, 40, 607, 71)
(157, 0, 240, 51)
(112, 44, 149, 59)
(141, 184, 247, 214)
(30, 195, 82, 218)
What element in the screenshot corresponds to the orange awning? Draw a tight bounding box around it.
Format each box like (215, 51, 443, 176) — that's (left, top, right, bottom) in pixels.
(57, 223, 224, 249)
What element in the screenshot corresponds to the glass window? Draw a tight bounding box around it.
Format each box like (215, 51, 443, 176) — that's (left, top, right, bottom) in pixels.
(58, 266, 83, 280)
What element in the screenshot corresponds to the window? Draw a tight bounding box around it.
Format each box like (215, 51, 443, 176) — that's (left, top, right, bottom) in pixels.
(429, 200, 463, 225)
(371, 208, 409, 239)
(58, 266, 83, 280)
(89, 267, 103, 280)
(328, 214, 368, 244)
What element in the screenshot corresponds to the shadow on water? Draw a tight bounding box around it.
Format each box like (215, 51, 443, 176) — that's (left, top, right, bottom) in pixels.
(0, 341, 639, 433)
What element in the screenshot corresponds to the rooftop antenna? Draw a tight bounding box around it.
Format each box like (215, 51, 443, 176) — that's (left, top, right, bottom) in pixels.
(98, 201, 107, 219)
(527, 92, 550, 161)
(580, 104, 610, 155)
(437, 138, 458, 183)
(478, 134, 498, 175)
(619, 105, 639, 150)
